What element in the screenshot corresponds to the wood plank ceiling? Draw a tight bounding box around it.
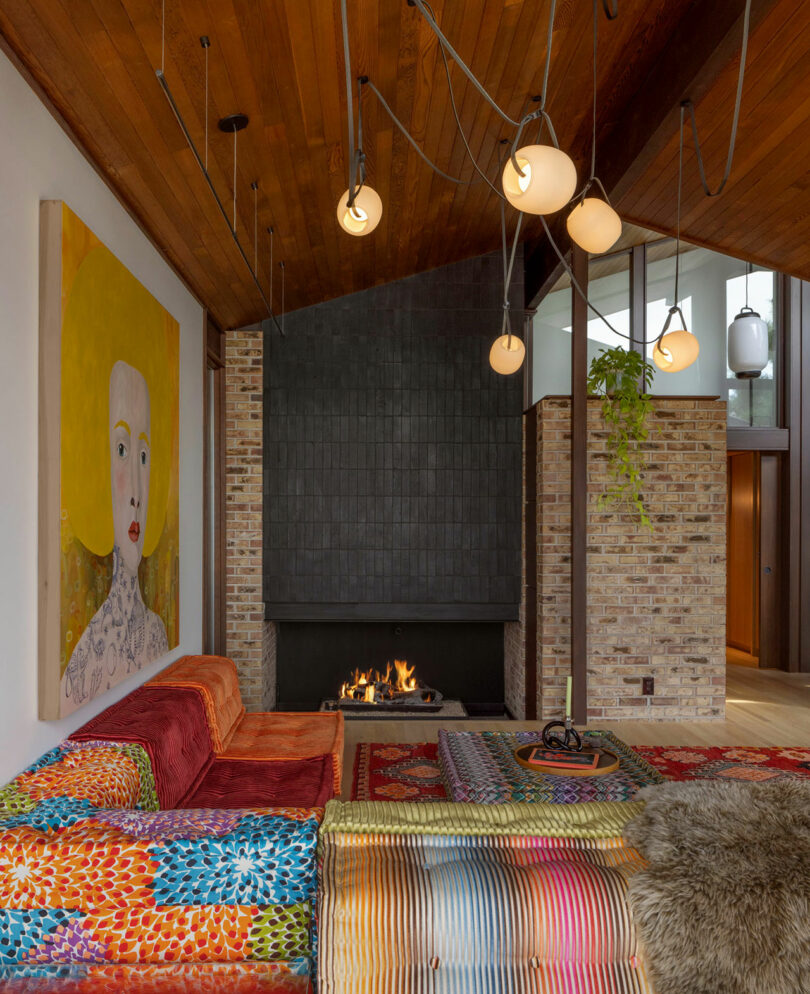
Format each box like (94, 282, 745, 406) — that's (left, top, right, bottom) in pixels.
(618, 0, 810, 280)
(0, 0, 805, 327)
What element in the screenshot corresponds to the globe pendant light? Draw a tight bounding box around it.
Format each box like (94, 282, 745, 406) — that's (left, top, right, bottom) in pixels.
(337, 185, 383, 236)
(565, 3, 622, 255)
(502, 145, 577, 215)
(336, 54, 381, 237)
(653, 104, 699, 374)
(489, 333, 525, 375)
(652, 315, 700, 373)
(728, 266, 768, 378)
(566, 197, 622, 254)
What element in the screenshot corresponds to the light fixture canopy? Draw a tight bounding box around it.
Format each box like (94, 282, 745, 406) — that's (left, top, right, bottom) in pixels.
(728, 305, 768, 379)
(502, 145, 577, 215)
(566, 197, 622, 254)
(336, 186, 383, 236)
(489, 334, 525, 375)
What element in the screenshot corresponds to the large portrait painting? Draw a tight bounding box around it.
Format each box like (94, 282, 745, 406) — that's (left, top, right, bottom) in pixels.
(39, 202, 179, 719)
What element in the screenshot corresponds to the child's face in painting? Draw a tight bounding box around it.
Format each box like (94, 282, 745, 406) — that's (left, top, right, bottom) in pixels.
(109, 361, 151, 575)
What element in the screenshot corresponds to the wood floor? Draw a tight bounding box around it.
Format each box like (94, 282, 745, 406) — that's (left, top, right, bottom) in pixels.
(339, 664, 810, 799)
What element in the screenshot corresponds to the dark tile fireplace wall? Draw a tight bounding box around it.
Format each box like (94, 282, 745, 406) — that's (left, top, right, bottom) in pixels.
(263, 249, 523, 707)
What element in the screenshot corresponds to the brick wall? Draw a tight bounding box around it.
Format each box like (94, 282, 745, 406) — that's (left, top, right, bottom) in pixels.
(535, 396, 726, 720)
(224, 329, 276, 710)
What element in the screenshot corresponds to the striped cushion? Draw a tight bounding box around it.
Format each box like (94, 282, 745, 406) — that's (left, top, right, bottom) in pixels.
(319, 802, 652, 994)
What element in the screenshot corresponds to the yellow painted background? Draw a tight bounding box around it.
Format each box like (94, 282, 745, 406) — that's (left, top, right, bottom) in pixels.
(59, 205, 179, 677)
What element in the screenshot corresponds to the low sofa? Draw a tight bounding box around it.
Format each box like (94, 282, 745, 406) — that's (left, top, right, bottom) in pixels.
(0, 655, 343, 992)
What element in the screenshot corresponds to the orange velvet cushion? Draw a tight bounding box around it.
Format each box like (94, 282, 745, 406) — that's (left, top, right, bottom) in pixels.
(223, 712, 344, 794)
(147, 655, 246, 752)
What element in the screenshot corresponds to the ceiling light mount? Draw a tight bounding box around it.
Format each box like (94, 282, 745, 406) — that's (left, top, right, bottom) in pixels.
(218, 114, 249, 133)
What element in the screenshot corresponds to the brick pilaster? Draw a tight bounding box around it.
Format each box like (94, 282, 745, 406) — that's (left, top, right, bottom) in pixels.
(224, 329, 276, 710)
(533, 396, 727, 720)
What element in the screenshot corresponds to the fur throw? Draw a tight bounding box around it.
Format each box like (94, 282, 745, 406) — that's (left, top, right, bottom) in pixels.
(625, 780, 810, 994)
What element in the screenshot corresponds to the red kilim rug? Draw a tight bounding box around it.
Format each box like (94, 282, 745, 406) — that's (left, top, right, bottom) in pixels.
(631, 745, 810, 782)
(352, 742, 810, 801)
(352, 743, 447, 802)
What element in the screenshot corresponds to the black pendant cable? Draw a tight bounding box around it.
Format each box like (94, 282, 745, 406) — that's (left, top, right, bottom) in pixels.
(339, 0, 753, 350)
(154, 5, 283, 334)
(651, 103, 691, 362)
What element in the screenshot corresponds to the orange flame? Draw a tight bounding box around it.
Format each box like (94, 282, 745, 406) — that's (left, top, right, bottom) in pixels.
(339, 659, 420, 702)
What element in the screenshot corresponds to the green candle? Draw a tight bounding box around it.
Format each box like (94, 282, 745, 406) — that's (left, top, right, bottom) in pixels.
(565, 675, 572, 717)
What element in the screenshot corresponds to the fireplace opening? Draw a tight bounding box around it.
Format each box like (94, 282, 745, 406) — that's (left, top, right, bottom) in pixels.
(324, 659, 444, 713)
(276, 621, 505, 715)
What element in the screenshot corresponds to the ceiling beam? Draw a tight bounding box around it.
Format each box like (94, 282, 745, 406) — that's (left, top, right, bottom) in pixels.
(524, 0, 778, 308)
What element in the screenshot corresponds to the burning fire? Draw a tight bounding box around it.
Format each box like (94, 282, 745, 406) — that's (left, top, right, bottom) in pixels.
(340, 659, 424, 704)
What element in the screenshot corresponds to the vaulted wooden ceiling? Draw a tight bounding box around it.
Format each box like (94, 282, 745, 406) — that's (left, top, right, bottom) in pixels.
(0, 0, 804, 328)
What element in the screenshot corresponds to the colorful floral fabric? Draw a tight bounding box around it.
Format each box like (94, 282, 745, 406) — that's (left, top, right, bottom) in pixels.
(0, 905, 311, 966)
(247, 904, 311, 962)
(151, 815, 318, 906)
(0, 807, 321, 970)
(95, 808, 242, 841)
(14, 748, 141, 810)
(0, 822, 158, 909)
(0, 740, 158, 832)
(0, 959, 314, 993)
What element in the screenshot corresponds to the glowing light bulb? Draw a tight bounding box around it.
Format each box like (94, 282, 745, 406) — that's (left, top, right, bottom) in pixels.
(336, 186, 383, 236)
(652, 329, 700, 373)
(566, 197, 622, 254)
(501, 145, 577, 215)
(489, 335, 525, 375)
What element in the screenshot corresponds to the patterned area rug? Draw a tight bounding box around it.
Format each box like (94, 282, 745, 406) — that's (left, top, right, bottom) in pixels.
(632, 745, 810, 782)
(351, 743, 446, 802)
(351, 741, 810, 802)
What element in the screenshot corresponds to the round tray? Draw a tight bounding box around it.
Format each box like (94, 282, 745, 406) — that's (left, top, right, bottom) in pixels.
(512, 745, 620, 777)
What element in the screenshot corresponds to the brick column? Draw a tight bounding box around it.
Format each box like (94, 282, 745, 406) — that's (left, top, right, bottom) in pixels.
(534, 396, 727, 721)
(224, 328, 276, 710)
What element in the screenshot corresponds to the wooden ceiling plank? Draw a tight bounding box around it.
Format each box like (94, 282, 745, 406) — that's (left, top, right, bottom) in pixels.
(0, 0, 245, 324)
(624, 0, 809, 225)
(80, 0, 255, 321)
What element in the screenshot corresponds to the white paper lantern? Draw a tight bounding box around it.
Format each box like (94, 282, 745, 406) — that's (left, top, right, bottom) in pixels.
(728, 307, 768, 379)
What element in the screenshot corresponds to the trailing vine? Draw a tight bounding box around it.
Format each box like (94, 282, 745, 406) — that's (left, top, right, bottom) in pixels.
(586, 346, 657, 529)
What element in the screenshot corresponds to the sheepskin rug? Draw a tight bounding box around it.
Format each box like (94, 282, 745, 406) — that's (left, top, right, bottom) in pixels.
(625, 779, 810, 994)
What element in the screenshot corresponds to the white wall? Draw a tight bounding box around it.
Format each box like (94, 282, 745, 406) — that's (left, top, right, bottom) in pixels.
(0, 50, 204, 783)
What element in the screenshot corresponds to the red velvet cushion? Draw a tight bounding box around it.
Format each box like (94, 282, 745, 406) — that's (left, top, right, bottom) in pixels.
(69, 686, 214, 809)
(179, 756, 334, 809)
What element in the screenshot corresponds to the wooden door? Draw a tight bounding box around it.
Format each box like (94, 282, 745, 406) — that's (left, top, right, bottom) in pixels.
(727, 452, 759, 657)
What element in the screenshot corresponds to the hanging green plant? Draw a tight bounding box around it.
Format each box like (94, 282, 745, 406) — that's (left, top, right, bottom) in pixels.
(586, 346, 657, 529)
